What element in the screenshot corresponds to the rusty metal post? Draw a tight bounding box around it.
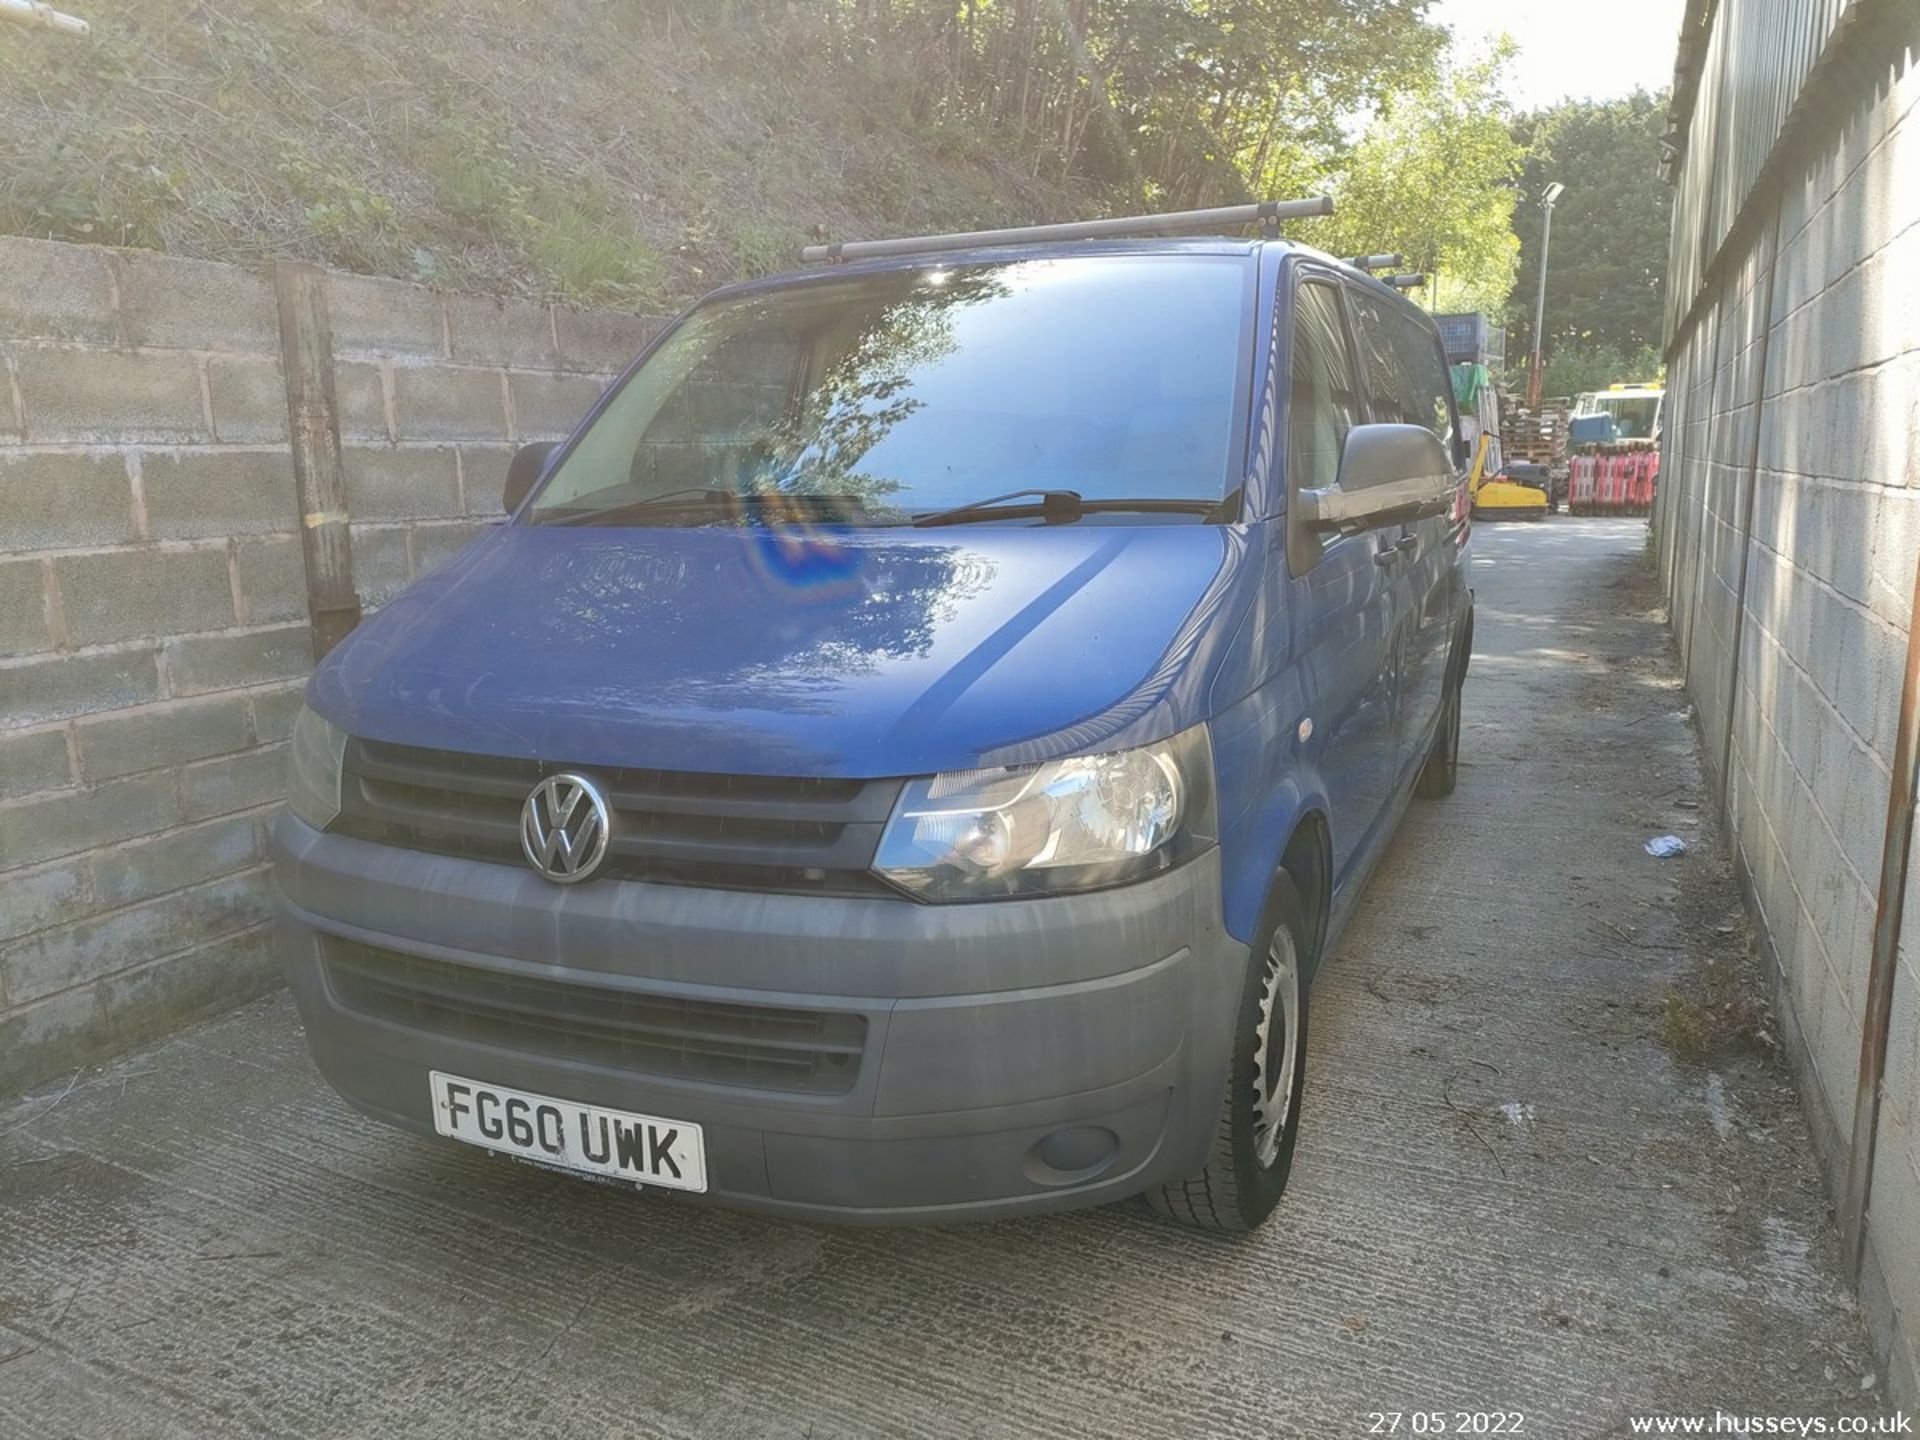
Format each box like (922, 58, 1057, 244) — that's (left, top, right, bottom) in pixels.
(1842, 560, 1920, 1281)
(274, 261, 361, 659)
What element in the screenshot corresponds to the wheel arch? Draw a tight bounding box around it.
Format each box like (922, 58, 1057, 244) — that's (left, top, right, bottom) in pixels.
(1450, 594, 1476, 688)
(1277, 812, 1331, 974)
(1221, 787, 1335, 982)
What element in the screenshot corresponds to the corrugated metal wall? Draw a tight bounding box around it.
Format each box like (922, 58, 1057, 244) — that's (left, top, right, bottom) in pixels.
(1664, 0, 1861, 340)
(1654, 0, 1920, 1406)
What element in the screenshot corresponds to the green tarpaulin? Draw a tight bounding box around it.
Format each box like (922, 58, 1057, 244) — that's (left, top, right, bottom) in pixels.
(1452, 362, 1491, 410)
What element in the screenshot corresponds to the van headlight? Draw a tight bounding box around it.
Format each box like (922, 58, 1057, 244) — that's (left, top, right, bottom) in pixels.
(873, 724, 1215, 901)
(287, 704, 348, 831)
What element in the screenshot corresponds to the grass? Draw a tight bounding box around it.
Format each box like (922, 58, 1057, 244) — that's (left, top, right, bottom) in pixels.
(530, 206, 664, 306)
(1661, 947, 1768, 1064)
(0, 0, 1102, 310)
(726, 216, 811, 281)
(1663, 990, 1751, 1063)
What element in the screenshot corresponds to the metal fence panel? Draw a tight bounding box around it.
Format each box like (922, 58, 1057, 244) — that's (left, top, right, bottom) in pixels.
(1664, 0, 1859, 342)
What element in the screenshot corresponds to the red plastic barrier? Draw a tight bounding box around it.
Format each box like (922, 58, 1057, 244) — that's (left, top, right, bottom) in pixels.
(1567, 448, 1659, 515)
(1630, 451, 1659, 512)
(1569, 455, 1598, 512)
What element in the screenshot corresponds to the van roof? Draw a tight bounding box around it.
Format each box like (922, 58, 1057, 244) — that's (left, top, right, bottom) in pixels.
(706, 236, 1421, 312)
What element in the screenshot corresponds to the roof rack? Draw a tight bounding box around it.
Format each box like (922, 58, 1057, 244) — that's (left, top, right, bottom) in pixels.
(800, 197, 1333, 264)
(1349, 253, 1406, 271)
(1, 0, 90, 35)
(1383, 273, 1429, 291)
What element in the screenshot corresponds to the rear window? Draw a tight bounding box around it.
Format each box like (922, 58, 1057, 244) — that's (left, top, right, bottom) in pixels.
(531, 255, 1256, 524)
(1345, 286, 1461, 462)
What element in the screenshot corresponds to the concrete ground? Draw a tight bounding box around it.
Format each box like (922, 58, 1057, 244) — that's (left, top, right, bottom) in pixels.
(0, 520, 1895, 1438)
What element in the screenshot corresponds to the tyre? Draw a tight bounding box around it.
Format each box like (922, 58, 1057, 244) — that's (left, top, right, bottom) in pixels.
(1147, 875, 1310, 1233)
(1415, 676, 1462, 798)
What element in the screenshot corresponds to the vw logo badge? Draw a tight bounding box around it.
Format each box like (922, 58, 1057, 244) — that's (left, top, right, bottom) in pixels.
(520, 772, 613, 884)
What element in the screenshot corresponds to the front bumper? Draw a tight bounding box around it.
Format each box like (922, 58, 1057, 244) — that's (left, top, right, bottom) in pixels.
(272, 811, 1245, 1224)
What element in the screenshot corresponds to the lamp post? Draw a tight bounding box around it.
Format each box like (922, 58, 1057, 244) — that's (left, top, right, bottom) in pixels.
(1527, 181, 1565, 411)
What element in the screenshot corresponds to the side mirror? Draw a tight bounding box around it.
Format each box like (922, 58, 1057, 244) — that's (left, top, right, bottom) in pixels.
(503, 441, 558, 515)
(1297, 424, 1454, 533)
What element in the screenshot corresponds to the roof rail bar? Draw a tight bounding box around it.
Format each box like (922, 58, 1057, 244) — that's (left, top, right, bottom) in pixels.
(1349, 253, 1406, 271)
(800, 197, 1333, 264)
(1384, 273, 1428, 291)
(1, 0, 90, 34)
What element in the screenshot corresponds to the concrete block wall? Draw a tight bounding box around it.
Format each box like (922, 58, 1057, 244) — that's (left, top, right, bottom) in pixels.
(0, 236, 657, 1094)
(1654, 39, 1920, 1405)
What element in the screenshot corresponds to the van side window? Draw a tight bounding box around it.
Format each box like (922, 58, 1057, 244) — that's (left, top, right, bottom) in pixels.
(1346, 287, 1461, 463)
(1286, 281, 1362, 498)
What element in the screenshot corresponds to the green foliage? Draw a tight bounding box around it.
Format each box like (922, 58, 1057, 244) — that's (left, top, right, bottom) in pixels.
(531, 208, 664, 307)
(276, 149, 406, 273)
(727, 218, 810, 280)
(1299, 53, 1523, 316)
(0, 116, 185, 249)
(0, 0, 1529, 318)
(1545, 341, 1665, 399)
(1509, 92, 1674, 358)
(425, 119, 533, 232)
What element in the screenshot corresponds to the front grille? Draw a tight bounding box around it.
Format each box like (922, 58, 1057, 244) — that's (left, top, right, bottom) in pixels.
(323, 939, 867, 1094)
(334, 738, 903, 896)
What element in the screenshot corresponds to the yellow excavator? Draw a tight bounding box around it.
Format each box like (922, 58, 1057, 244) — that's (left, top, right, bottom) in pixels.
(1467, 433, 1549, 521)
(1448, 341, 1549, 521)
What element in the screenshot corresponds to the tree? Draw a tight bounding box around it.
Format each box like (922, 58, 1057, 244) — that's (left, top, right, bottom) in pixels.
(1297, 51, 1523, 316)
(1507, 91, 1673, 360)
(4, 0, 1522, 307)
(817, 0, 1451, 208)
(1544, 340, 1664, 399)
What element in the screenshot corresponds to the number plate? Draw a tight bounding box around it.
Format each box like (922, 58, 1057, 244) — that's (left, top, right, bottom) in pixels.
(429, 1072, 707, 1193)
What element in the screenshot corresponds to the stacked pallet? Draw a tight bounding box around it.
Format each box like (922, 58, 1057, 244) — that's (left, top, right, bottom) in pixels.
(1503, 399, 1571, 466)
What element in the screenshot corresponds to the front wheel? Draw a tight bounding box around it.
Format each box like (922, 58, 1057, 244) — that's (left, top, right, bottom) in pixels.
(1147, 876, 1310, 1233)
(1415, 677, 1462, 798)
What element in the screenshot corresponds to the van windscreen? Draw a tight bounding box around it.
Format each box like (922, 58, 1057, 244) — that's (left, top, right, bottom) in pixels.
(528, 255, 1254, 526)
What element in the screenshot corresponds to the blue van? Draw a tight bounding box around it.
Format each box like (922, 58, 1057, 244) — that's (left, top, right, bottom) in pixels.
(275, 220, 1472, 1231)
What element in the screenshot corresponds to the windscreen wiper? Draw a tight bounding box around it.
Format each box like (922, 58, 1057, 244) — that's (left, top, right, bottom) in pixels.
(913, 489, 1084, 526)
(913, 489, 1235, 527)
(543, 490, 894, 527)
